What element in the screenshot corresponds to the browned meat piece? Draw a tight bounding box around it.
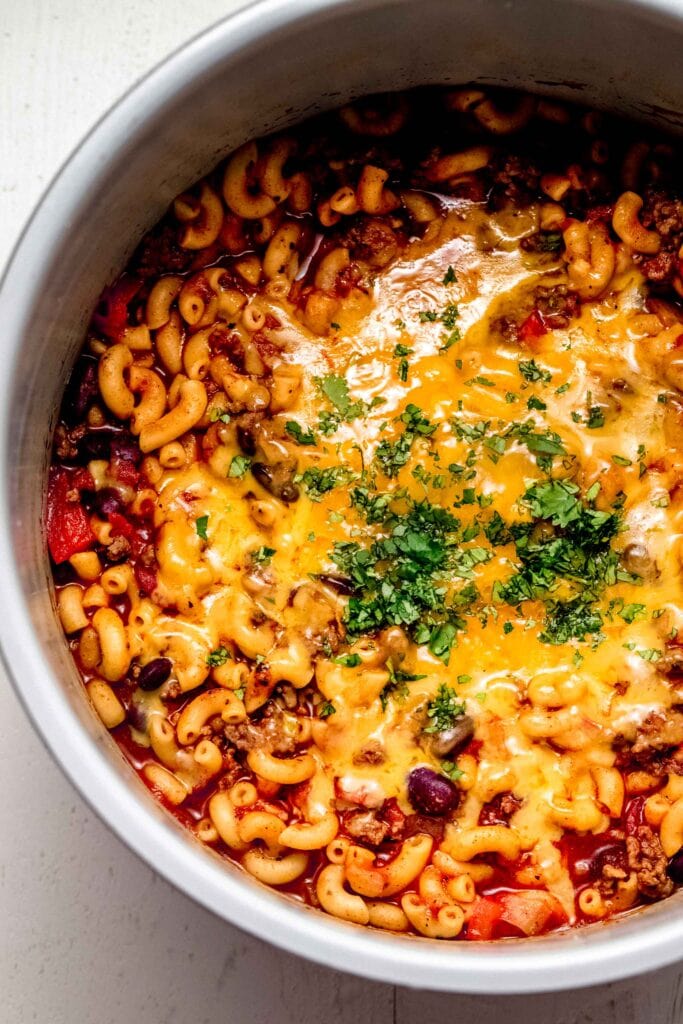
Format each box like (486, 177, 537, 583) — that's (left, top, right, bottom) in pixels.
(634, 190, 683, 286)
(489, 315, 521, 345)
(133, 222, 195, 278)
(533, 284, 580, 329)
(640, 191, 683, 239)
(55, 423, 87, 461)
(223, 707, 299, 755)
(344, 809, 391, 846)
(479, 791, 523, 826)
(352, 741, 386, 766)
(626, 824, 674, 899)
(489, 153, 541, 207)
(631, 711, 683, 754)
(105, 535, 132, 563)
(341, 217, 399, 268)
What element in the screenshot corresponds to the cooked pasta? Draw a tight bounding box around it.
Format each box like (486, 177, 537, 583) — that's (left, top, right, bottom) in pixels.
(48, 86, 683, 941)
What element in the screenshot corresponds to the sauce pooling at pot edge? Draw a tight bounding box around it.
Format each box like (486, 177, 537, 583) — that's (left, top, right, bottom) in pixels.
(49, 86, 683, 941)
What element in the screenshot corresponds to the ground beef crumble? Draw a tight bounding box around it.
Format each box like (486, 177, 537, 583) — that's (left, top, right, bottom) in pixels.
(627, 825, 674, 899)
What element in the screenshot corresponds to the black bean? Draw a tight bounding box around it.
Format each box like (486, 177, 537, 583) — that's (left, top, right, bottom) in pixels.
(621, 542, 658, 582)
(237, 424, 257, 456)
(315, 573, 356, 595)
(667, 848, 683, 884)
(407, 766, 460, 816)
(429, 714, 475, 758)
(252, 460, 300, 503)
(62, 356, 99, 426)
(138, 657, 172, 691)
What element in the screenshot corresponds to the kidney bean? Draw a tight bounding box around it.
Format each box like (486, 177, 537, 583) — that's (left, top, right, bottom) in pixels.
(93, 487, 124, 517)
(137, 657, 172, 691)
(110, 431, 142, 466)
(668, 849, 683, 884)
(407, 766, 460, 816)
(77, 431, 113, 462)
(62, 357, 99, 426)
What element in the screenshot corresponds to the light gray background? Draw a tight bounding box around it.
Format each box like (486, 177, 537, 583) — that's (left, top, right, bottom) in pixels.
(2, 2, 683, 1021)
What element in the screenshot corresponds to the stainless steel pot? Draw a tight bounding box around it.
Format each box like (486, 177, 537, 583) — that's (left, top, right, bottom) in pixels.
(2, 0, 683, 993)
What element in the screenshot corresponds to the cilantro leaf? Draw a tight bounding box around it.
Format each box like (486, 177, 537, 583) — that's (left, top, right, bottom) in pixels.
(424, 683, 466, 732)
(286, 420, 317, 445)
(195, 515, 209, 541)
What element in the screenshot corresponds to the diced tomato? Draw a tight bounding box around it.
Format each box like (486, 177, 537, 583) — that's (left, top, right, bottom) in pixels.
(518, 309, 547, 342)
(45, 467, 94, 564)
(91, 275, 142, 340)
(134, 564, 157, 596)
(499, 890, 564, 937)
(108, 511, 134, 540)
(465, 896, 503, 940)
(110, 454, 140, 487)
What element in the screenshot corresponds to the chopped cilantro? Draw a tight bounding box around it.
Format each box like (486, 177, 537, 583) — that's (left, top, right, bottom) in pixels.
(535, 231, 564, 253)
(252, 545, 276, 565)
(441, 761, 464, 782)
(229, 455, 251, 478)
(316, 374, 382, 428)
(586, 406, 605, 429)
(333, 653, 362, 667)
(443, 265, 457, 285)
(539, 597, 604, 645)
(206, 646, 230, 667)
(620, 603, 646, 623)
(319, 700, 337, 718)
(380, 661, 426, 710)
(299, 465, 355, 501)
(440, 328, 461, 351)
(331, 495, 473, 654)
(527, 395, 547, 411)
(195, 515, 209, 541)
(209, 408, 231, 424)
(518, 359, 552, 384)
(374, 405, 437, 478)
(286, 420, 317, 445)
(424, 683, 466, 732)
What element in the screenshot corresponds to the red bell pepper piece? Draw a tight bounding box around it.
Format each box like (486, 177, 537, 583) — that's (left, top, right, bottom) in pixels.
(465, 896, 503, 941)
(45, 467, 94, 564)
(518, 309, 547, 342)
(91, 275, 142, 340)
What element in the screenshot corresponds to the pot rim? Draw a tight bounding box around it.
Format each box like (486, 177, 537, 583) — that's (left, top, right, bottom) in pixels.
(3, 0, 683, 993)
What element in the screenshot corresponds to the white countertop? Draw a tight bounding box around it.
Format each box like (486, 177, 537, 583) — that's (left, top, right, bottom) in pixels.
(2, 3, 682, 1021)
